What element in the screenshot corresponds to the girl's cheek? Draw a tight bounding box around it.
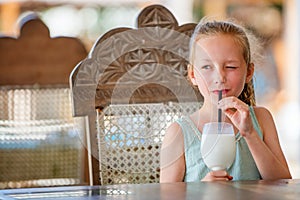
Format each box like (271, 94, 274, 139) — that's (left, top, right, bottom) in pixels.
(196, 78, 210, 95)
(198, 73, 211, 86)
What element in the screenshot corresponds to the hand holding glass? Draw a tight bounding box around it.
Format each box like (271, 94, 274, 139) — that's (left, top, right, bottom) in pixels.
(201, 122, 236, 171)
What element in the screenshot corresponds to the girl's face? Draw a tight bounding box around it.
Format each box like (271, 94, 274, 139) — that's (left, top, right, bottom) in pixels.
(190, 34, 253, 105)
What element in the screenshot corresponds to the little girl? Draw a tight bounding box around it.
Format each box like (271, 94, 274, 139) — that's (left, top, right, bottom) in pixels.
(160, 18, 291, 182)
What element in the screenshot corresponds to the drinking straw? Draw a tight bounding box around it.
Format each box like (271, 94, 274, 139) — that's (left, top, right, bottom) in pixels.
(218, 90, 222, 123)
(217, 90, 222, 133)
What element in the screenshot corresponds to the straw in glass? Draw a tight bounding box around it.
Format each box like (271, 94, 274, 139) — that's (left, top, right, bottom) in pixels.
(218, 90, 222, 123)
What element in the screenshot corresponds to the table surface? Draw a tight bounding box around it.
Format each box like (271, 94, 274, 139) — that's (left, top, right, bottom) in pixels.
(0, 179, 299, 200)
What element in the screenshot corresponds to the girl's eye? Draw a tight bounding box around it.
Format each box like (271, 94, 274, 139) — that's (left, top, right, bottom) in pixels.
(202, 65, 211, 70)
(226, 66, 237, 69)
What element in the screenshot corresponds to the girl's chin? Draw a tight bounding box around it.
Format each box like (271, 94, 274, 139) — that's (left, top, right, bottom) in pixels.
(202, 100, 219, 107)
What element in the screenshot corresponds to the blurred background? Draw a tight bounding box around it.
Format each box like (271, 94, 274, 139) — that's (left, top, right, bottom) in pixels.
(0, 0, 299, 187)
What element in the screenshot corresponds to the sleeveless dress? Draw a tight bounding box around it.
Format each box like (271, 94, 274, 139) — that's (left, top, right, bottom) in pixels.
(175, 106, 263, 181)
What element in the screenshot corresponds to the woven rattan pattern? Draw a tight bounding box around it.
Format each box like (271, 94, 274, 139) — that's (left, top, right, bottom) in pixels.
(96, 102, 201, 185)
(0, 87, 83, 188)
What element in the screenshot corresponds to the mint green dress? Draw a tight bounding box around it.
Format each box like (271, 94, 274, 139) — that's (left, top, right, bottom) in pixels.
(176, 106, 262, 181)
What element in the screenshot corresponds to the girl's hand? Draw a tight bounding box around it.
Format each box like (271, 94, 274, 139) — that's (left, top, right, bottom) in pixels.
(218, 96, 254, 137)
(201, 170, 233, 181)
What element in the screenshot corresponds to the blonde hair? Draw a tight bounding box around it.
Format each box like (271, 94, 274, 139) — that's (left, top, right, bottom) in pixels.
(189, 18, 259, 106)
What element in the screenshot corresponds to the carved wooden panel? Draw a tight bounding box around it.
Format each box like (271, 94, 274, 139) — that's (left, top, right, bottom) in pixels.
(0, 14, 87, 86)
(70, 5, 202, 116)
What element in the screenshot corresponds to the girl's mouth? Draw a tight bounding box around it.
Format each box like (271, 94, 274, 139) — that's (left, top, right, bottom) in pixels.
(213, 89, 229, 96)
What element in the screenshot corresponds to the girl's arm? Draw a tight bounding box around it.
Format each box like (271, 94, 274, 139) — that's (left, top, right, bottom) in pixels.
(245, 107, 291, 179)
(160, 123, 185, 183)
(219, 97, 292, 180)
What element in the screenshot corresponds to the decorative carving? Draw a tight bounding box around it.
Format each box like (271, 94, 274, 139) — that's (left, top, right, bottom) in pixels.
(71, 5, 202, 115)
(137, 5, 178, 29)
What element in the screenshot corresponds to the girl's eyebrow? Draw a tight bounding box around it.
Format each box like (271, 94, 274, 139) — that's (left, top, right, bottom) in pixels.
(225, 59, 240, 64)
(197, 58, 212, 62)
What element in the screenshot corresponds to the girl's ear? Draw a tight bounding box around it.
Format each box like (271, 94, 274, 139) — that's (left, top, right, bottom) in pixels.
(246, 63, 254, 83)
(188, 64, 197, 85)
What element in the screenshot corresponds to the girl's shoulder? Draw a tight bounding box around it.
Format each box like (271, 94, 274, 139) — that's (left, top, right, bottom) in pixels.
(163, 120, 184, 145)
(166, 120, 183, 133)
(251, 106, 273, 119)
(251, 106, 276, 135)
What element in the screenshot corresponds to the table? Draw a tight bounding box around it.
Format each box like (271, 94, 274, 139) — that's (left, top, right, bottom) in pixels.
(0, 179, 299, 200)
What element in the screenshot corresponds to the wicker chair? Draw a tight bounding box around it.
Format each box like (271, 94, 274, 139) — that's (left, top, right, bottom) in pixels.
(70, 4, 203, 185)
(0, 13, 88, 188)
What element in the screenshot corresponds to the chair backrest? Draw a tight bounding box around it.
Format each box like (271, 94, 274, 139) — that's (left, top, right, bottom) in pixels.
(0, 13, 88, 188)
(70, 4, 202, 185)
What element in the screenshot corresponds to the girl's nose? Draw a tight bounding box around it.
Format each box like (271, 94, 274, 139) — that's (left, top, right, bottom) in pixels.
(214, 69, 226, 84)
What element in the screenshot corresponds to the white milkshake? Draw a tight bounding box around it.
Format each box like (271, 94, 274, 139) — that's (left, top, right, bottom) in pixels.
(201, 122, 236, 171)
